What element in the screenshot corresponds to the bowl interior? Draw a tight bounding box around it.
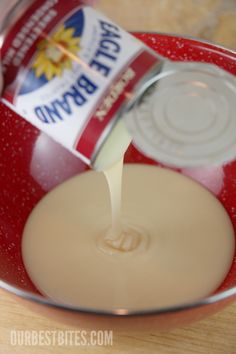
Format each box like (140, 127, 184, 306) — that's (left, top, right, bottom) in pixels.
(0, 33, 236, 300)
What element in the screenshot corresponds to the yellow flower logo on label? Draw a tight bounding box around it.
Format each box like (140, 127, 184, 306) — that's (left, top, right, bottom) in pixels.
(33, 25, 80, 80)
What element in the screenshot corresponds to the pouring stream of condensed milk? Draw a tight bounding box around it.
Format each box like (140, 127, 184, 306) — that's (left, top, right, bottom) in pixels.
(102, 158, 144, 253)
(103, 159, 123, 239)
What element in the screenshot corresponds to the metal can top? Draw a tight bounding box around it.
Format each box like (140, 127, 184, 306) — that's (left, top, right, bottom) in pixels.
(125, 61, 236, 167)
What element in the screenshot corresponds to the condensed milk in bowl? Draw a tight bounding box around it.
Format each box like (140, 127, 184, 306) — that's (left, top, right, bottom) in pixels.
(0, 0, 236, 330)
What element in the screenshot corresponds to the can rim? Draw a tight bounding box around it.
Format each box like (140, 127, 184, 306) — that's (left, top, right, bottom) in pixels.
(124, 60, 236, 168)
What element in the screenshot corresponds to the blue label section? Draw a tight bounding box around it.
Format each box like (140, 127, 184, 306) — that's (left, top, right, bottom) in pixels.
(19, 9, 85, 95)
(65, 9, 84, 37)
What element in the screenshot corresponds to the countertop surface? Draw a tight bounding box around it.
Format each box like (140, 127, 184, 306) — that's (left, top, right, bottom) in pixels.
(1, 289, 236, 354)
(1, 0, 236, 353)
(97, 0, 236, 50)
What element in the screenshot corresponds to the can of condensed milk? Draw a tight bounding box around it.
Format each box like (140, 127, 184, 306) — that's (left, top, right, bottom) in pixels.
(0, 0, 235, 169)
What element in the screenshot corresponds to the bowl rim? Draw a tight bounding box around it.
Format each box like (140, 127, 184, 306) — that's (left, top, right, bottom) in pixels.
(133, 31, 236, 56)
(1, 279, 236, 317)
(1, 32, 236, 317)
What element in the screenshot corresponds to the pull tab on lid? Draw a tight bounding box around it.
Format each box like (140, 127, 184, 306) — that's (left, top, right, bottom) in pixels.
(125, 61, 236, 167)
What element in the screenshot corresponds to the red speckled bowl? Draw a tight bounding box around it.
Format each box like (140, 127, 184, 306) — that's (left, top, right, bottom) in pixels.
(1, 33, 236, 330)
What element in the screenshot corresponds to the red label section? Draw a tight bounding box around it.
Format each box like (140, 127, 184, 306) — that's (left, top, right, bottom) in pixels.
(75, 50, 160, 160)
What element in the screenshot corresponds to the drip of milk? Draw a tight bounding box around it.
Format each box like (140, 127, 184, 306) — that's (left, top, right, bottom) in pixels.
(22, 164, 235, 310)
(103, 159, 123, 239)
(102, 159, 146, 254)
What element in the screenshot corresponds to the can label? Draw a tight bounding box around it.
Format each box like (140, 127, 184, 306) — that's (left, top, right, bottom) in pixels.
(1, 0, 160, 164)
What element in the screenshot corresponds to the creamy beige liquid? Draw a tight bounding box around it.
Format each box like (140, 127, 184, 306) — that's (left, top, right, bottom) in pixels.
(22, 165, 235, 310)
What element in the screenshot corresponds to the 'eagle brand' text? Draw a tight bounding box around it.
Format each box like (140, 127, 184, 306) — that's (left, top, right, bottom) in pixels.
(34, 20, 122, 124)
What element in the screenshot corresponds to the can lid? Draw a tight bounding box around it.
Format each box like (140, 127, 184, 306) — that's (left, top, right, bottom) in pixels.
(124, 61, 236, 167)
(0, 0, 19, 32)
